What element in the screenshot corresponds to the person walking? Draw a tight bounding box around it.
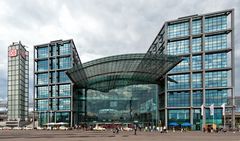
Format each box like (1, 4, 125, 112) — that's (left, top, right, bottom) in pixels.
(134, 124, 137, 135)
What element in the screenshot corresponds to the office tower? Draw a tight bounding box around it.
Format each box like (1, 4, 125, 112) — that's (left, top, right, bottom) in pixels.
(149, 9, 235, 130)
(34, 39, 80, 127)
(7, 41, 29, 127)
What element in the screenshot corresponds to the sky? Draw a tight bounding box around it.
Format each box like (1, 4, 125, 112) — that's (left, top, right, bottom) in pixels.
(0, 0, 240, 102)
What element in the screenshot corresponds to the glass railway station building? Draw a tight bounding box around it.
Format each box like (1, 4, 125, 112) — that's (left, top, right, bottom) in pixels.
(33, 9, 235, 130)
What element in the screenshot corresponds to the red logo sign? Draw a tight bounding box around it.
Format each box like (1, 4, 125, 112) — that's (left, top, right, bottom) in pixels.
(8, 49, 18, 57)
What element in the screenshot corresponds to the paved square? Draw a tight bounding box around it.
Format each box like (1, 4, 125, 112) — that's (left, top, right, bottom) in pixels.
(0, 130, 240, 141)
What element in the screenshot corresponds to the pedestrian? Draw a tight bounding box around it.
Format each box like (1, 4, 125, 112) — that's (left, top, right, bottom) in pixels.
(134, 124, 137, 135)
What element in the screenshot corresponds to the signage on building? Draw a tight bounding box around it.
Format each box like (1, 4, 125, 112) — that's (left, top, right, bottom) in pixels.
(8, 49, 18, 57)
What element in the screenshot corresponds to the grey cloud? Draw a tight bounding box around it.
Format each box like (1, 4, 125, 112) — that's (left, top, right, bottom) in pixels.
(0, 0, 240, 101)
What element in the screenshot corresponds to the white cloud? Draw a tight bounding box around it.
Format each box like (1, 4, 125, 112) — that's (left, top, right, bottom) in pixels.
(0, 0, 240, 101)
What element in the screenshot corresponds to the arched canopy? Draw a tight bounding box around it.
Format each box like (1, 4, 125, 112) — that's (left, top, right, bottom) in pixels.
(66, 53, 182, 92)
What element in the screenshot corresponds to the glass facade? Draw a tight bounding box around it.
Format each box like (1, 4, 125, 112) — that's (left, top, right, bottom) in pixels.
(168, 74, 190, 90)
(170, 57, 189, 72)
(168, 22, 189, 38)
(205, 53, 227, 69)
(80, 84, 158, 126)
(205, 15, 227, 33)
(168, 91, 190, 107)
(168, 109, 190, 123)
(34, 40, 77, 127)
(167, 39, 189, 55)
(164, 10, 234, 130)
(34, 10, 234, 130)
(205, 34, 227, 51)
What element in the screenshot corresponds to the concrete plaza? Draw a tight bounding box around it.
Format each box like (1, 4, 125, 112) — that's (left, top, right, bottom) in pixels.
(0, 130, 240, 141)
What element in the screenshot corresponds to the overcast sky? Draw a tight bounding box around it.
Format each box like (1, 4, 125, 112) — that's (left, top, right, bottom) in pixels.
(0, 0, 240, 102)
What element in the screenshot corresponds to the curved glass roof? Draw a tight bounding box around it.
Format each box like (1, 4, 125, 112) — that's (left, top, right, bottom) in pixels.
(66, 53, 182, 92)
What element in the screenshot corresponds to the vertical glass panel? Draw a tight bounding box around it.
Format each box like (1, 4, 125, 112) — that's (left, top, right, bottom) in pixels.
(37, 73, 48, 85)
(205, 71, 227, 88)
(37, 47, 48, 58)
(168, 109, 190, 123)
(37, 60, 48, 71)
(168, 91, 190, 107)
(59, 43, 71, 55)
(51, 99, 58, 110)
(59, 84, 71, 96)
(192, 55, 202, 70)
(205, 89, 228, 106)
(168, 22, 189, 38)
(85, 84, 158, 125)
(192, 19, 201, 35)
(56, 112, 70, 123)
(37, 99, 48, 111)
(167, 39, 189, 55)
(170, 57, 189, 72)
(37, 86, 48, 98)
(192, 38, 202, 53)
(59, 98, 71, 110)
(205, 109, 222, 125)
(205, 15, 227, 33)
(59, 57, 72, 69)
(205, 34, 227, 51)
(192, 73, 202, 88)
(205, 53, 227, 69)
(168, 74, 190, 90)
(193, 91, 202, 107)
(58, 71, 70, 83)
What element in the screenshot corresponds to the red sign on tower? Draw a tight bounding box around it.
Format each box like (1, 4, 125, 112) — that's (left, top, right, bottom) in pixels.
(8, 49, 18, 57)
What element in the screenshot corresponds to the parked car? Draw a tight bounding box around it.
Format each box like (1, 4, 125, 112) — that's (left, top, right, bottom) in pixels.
(3, 127, 12, 130)
(13, 127, 23, 130)
(93, 125, 106, 131)
(36, 126, 44, 130)
(23, 127, 33, 130)
(59, 126, 69, 130)
(123, 127, 133, 131)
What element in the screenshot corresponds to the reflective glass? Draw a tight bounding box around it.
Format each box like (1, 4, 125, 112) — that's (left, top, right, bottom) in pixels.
(59, 98, 71, 110)
(168, 91, 190, 107)
(192, 55, 202, 70)
(168, 22, 189, 38)
(37, 60, 48, 71)
(205, 89, 228, 106)
(59, 43, 71, 55)
(37, 86, 48, 98)
(58, 71, 70, 83)
(193, 91, 202, 107)
(37, 47, 48, 58)
(59, 84, 71, 96)
(205, 53, 227, 69)
(168, 109, 190, 123)
(59, 57, 72, 69)
(205, 71, 227, 88)
(37, 73, 48, 85)
(192, 19, 201, 35)
(167, 39, 189, 55)
(205, 34, 227, 51)
(170, 57, 189, 72)
(205, 15, 227, 32)
(192, 73, 202, 88)
(192, 38, 202, 53)
(168, 74, 190, 90)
